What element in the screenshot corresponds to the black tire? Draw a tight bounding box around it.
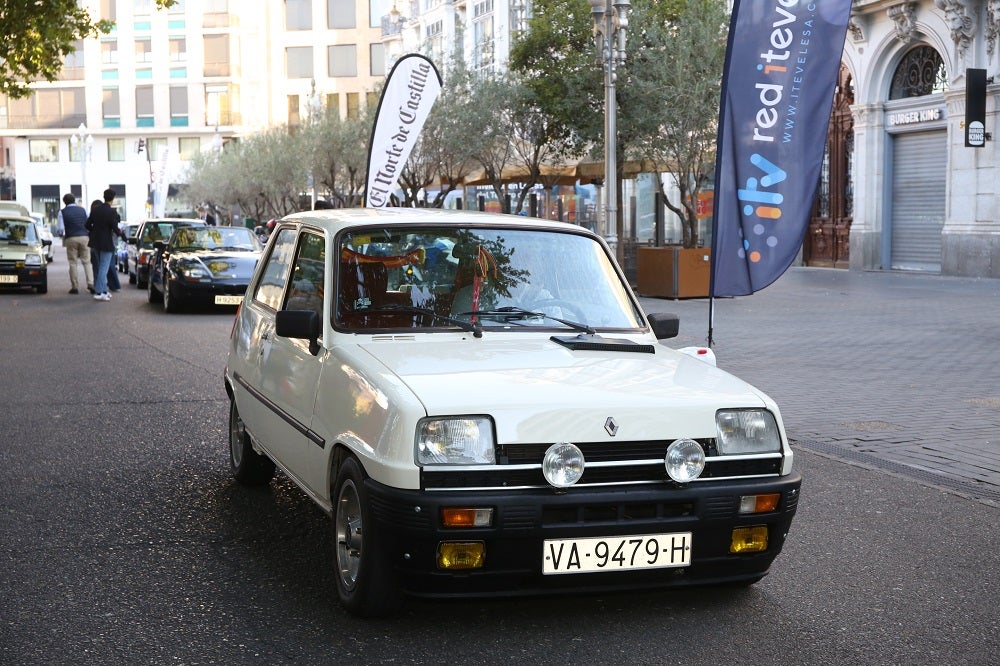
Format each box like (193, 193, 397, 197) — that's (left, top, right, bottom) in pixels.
(128, 270, 136, 285)
(333, 456, 401, 616)
(163, 281, 182, 313)
(147, 275, 162, 303)
(228, 399, 275, 485)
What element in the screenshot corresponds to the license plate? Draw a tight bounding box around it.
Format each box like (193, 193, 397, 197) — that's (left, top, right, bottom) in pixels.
(215, 295, 242, 305)
(0, 275, 17, 284)
(543, 532, 691, 575)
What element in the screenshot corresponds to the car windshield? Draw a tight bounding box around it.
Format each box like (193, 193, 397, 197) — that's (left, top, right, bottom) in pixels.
(0, 219, 38, 244)
(142, 221, 203, 243)
(336, 226, 643, 332)
(171, 226, 259, 251)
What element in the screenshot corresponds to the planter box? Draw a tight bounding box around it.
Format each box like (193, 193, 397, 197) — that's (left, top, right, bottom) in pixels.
(636, 246, 711, 299)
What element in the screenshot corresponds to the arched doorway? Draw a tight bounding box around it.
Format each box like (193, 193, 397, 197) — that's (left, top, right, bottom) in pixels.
(804, 64, 854, 268)
(883, 45, 948, 272)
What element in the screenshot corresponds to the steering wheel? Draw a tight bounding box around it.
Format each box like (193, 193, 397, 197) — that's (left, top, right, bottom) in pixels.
(522, 298, 586, 321)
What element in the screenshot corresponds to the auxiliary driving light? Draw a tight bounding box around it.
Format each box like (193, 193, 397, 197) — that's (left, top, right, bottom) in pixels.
(664, 438, 706, 483)
(730, 526, 769, 554)
(441, 508, 493, 528)
(437, 541, 485, 569)
(542, 442, 585, 488)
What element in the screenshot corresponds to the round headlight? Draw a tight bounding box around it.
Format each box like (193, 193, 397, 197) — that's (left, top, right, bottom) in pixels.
(664, 438, 705, 483)
(542, 442, 585, 488)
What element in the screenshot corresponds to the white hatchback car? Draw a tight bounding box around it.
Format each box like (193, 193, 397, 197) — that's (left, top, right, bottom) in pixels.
(224, 208, 801, 616)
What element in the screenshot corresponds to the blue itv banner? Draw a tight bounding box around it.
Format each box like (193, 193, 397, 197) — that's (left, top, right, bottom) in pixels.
(710, 0, 853, 297)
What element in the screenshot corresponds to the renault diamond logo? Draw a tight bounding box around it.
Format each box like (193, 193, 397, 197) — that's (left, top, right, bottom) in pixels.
(604, 417, 619, 437)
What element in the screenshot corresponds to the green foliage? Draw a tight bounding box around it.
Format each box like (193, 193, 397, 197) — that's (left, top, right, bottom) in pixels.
(0, 0, 174, 98)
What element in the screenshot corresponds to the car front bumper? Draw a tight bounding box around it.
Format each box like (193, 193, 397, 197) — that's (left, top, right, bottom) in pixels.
(366, 472, 802, 598)
(0, 265, 46, 289)
(169, 276, 249, 303)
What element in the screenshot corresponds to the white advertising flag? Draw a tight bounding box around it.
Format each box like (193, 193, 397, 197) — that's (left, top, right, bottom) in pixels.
(365, 54, 442, 208)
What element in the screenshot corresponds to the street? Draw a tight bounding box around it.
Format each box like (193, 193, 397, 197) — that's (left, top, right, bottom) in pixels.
(1, 249, 997, 665)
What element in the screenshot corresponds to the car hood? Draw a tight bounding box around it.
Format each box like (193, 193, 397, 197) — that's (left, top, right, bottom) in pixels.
(358, 337, 772, 442)
(0, 243, 42, 258)
(172, 250, 260, 279)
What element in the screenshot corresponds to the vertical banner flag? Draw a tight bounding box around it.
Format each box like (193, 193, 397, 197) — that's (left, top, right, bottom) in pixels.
(365, 54, 443, 207)
(710, 0, 852, 297)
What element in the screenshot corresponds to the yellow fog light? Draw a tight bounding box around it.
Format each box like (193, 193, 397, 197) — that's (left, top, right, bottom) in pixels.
(738, 493, 781, 514)
(437, 541, 485, 569)
(730, 526, 769, 554)
(441, 508, 493, 528)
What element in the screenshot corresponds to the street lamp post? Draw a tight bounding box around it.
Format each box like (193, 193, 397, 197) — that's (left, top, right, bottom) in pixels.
(588, 0, 630, 264)
(70, 123, 94, 205)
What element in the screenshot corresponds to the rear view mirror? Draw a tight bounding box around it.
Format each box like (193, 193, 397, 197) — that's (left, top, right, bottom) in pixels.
(276, 309, 322, 355)
(647, 312, 680, 340)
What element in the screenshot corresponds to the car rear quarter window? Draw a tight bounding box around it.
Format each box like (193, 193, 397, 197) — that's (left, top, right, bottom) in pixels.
(253, 228, 298, 310)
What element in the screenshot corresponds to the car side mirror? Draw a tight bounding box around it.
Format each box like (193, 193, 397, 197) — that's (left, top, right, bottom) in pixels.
(276, 309, 322, 355)
(128, 238, 137, 246)
(647, 312, 680, 340)
(42, 239, 52, 247)
(153, 240, 165, 251)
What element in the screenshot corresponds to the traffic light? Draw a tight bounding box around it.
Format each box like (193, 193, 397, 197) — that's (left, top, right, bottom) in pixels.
(137, 138, 145, 154)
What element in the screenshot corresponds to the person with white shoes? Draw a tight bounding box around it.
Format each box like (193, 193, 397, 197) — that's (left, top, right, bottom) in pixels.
(85, 189, 126, 302)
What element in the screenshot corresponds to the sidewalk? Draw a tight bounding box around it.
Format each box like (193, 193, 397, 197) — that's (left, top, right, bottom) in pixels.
(638, 267, 1000, 507)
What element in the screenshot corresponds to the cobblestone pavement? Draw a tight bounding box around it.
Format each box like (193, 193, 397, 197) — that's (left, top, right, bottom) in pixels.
(638, 267, 1000, 507)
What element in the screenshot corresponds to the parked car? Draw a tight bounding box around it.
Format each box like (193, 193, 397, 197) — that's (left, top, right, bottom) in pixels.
(128, 218, 206, 288)
(0, 201, 30, 217)
(0, 214, 50, 293)
(224, 208, 801, 616)
(29, 212, 55, 263)
(147, 225, 262, 312)
(118, 222, 140, 273)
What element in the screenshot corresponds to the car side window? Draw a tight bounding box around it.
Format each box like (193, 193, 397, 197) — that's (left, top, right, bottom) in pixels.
(253, 228, 297, 310)
(284, 232, 326, 317)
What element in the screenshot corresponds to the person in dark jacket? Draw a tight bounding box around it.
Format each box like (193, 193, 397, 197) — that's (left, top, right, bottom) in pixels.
(86, 189, 126, 302)
(88, 200, 122, 294)
(56, 193, 94, 294)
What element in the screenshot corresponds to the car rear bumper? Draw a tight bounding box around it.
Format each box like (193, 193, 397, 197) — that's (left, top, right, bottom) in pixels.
(365, 472, 801, 598)
(0, 266, 46, 289)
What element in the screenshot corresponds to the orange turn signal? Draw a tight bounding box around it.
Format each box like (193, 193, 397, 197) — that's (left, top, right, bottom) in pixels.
(738, 493, 780, 514)
(441, 507, 493, 528)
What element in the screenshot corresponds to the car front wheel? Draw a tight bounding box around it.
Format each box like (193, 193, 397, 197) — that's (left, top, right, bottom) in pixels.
(333, 456, 400, 617)
(147, 275, 161, 303)
(228, 399, 275, 485)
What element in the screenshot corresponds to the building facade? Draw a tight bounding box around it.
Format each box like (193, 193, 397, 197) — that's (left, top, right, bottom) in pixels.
(840, 0, 999, 277)
(0, 0, 391, 223)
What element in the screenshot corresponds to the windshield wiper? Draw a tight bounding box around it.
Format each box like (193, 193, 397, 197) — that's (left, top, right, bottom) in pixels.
(460, 306, 595, 334)
(363, 304, 483, 338)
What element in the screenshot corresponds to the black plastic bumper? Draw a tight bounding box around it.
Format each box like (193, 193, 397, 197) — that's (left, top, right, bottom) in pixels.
(366, 472, 802, 598)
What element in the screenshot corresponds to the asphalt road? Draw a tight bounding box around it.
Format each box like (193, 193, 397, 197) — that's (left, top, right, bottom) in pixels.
(1, 251, 997, 665)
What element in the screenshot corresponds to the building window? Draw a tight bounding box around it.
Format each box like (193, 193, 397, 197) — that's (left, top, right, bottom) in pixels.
(134, 0, 153, 14)
(286, 46, 314, 79)
(366, 92, 378, 110)
(204, 34, 231, 77)
(101, 0, 116, 21)
(473, 1, 495, 75)
(286, 0, 312, 30)
(147, 137, 168, 160)
(370, 43, 385, 76)
(346, 92, 359, 119)
(328, 44, 356, 77)
(101, 40, 119, 64)
(288, 94, 301, 126)
(169, 38, 187, 62)
(170, 86, 189, 126)
(328, 0, 355, 28)
(179, 137, 200, 160)
(889, 45, 948, 100)
(326, 93, 340, 117)
(170, 0, 186, 12)
(103, 88, 121, 128)
(108, 138, 126, 162)
(62, 40, 85, 79)
(136, 86, 154, 127)
(206, 84, 237, 125)
(135, 39, 153, 63)
(29, 140, 59, 163)
(369, 0, 392, 28)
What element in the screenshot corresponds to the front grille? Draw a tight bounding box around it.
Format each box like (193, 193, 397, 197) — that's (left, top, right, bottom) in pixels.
(422, 439, 783, 491)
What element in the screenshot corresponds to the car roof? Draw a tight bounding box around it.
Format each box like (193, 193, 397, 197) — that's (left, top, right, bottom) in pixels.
(140, 218, 206, 225)
(0, 202, 31, 216)
(0, 214, 36, 223)
(279, 207, 587, 236)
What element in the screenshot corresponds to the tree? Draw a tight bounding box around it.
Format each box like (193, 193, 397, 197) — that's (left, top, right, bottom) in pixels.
(627, 0, 728, 248)
(0, 0, 174, 99)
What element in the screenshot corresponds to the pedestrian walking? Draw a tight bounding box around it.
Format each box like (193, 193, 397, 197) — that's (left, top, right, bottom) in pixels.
(86, 189, 126, 302)
(55, 193, 94, 294)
